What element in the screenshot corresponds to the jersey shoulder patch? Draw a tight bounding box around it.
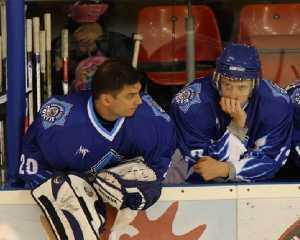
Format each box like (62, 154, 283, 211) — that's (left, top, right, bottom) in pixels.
(40, 98, 73, 129)
(173, 82, 202, 113)
(286, 83, 300, 105)
(142, 94, 170, 122)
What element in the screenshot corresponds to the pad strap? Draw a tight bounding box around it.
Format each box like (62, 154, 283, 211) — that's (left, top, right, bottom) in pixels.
(32, 174, 106, 240)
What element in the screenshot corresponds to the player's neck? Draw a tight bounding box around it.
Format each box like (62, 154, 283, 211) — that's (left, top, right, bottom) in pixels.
(94, 101, 118, 122)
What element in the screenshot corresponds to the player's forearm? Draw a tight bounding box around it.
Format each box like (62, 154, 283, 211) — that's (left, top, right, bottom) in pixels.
(233, 148, 289, 182)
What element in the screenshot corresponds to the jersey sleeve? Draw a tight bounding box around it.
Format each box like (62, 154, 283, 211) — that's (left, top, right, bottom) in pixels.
(136, 95, 177, 181)
(19, 96, 74, 188)
(170, 83, 221, 164)
(19, 118, 53, 188)
(143, 121, 176, 181)
(232, 107, 293, 182)
(287, 83, 300, 167)
(293, 116, 300, 168)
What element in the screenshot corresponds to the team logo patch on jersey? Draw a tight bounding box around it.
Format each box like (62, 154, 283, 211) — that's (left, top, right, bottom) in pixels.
(142, 94, 170, 122)
(174, 83, 202, 113)
(40, 98, 73, 129)
(290, 86, 300, 105)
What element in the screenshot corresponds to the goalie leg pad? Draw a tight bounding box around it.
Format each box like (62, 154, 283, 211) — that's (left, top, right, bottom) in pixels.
(93, 159, 162, 210)
(32, 174, 106, 240)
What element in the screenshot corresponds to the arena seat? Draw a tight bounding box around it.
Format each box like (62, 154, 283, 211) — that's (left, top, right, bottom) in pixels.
(137, 5, 222, 86)
(238, 4, 300, 87)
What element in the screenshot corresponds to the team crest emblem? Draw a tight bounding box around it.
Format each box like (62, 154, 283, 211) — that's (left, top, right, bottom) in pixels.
(175, 88, 196, 105)
(291, 87, 300, 105)
(41, 104, 63, 122)
(174, 83, 202, 113)
(40, 98, 73, 129)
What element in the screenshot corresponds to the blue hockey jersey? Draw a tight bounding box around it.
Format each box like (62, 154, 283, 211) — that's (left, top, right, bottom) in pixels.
(287, 83, 300, 167)
(19, 91, 176, 188)
(171, 77, 293, 182)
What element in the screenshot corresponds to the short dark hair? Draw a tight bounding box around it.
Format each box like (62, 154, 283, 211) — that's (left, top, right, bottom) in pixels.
(91, 59, 141, 99)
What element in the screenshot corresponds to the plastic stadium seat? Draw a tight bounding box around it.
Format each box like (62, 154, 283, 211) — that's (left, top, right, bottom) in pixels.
(137, 5, 222, 86)
(238, 4, 300, 87)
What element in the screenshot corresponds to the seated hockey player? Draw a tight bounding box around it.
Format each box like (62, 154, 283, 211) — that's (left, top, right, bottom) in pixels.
(289, 83, 300, 175)
(276, 82, 300, 179)
(170, 43, 293, 183)
(19, 59, 176, 239)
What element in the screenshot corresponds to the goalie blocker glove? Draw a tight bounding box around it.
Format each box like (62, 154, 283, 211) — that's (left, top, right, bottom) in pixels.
(93, 158, 162, 210)
(32, 173, 106, 240)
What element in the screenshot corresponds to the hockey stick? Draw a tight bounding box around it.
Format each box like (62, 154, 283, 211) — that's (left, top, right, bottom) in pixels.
(61, 29, 69, 95)
(132, 33, 145, 92)
(0, 36, 2, 93)
(132, 33, 143, 69)
(44, 13, 52, 98)
(40, 30, 46, 103)
(0, 1, 6, 186)
(26, 19, 34, 125)
(33, 17, 41, 111)
(0, 120, 5, 186)
(0, 1, 6, 93)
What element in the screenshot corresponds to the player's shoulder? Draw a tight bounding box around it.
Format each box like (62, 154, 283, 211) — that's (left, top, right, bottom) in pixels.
(128, 94, 175, 143)
(134, 93, 172, 124)
(258, 80, 291, 106)
(171, 76, 217, 114)
(42, 91, 89, 110)
(38, 91, 90, 129)
(286, 82, 300, 125)
(256, 80, 293, 123)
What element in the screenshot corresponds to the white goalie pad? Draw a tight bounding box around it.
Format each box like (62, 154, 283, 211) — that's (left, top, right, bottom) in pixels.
(93, 171, 124, 209)
(107, 157, 157, 182)
(32, 174, 105, 240)
(93, 158, 160, 210)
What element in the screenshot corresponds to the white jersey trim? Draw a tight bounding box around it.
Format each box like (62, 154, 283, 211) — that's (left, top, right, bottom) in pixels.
(87, 97, 125, 142)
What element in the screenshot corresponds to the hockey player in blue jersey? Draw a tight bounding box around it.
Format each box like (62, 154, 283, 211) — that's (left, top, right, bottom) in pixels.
(19, 59, 176, 239)
(288, 83, 300, 169)
(276, 83, 300, 179)
(171, 43, 293, 183)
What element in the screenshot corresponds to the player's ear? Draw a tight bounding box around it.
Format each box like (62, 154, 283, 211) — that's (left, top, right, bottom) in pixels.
(101, 93, 113, 106)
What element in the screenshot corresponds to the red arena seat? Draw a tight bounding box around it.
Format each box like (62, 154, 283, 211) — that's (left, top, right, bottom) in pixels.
(238, 4, 300, 87)
(137, 5, 222, 86)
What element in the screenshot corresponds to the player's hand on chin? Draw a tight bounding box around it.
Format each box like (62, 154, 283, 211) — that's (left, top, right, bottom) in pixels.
(193, 156, 230, 181)
(220, 97, 247, 128)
